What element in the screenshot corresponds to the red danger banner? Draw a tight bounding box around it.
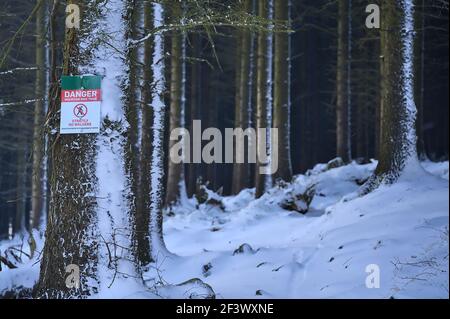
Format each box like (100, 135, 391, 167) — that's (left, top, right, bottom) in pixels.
(61, 89, 101, 102)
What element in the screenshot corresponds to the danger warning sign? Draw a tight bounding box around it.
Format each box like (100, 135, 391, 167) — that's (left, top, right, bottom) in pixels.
(60, 75, 101, 134)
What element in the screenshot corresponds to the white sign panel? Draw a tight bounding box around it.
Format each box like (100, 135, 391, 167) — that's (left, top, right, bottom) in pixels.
(60, 77, 101, 134)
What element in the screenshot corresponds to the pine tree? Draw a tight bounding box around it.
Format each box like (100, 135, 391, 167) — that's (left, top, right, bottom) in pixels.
(141, 0, 168, 263)
(273, 0, 292, 182)
(336, 0, 352, 163)
(232, 0, 253, 194)
(31, 0, 49, 230)
(34, 0, 99, 297)
(165, 0, 186, 207)
(364, 0, 419, 192)
(414, 0, 426, 159)
(123, 0, 149, 267)
(255, 0, 273, 198)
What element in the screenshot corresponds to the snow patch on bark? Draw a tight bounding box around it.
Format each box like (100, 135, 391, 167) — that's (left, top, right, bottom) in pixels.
(149, 2, 170, 259)
(92, 0, 142, 296)
(400, 0, 420, 174)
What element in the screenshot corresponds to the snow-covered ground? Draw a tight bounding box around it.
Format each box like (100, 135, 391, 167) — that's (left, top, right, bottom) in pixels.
(1, 160, 448, 298)
(152, 160, 449, 299)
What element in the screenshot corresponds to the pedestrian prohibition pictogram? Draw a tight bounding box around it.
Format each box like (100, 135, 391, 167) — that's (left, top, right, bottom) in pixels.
(60, 75, 101, 134)
(73, 104, 88, 119)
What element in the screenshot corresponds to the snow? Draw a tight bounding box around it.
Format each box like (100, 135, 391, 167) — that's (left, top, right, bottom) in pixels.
(0, 230, 43, 293)
(1, 161, 448, 298)
(149, 160, 449, 298)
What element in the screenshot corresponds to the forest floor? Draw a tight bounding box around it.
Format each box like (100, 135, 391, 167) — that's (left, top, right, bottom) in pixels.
(0, 160, 448, 298)
(149, 160, 449, 299)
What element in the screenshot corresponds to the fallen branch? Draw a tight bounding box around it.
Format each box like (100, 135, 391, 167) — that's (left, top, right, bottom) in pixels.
(0, 255, 17, 270)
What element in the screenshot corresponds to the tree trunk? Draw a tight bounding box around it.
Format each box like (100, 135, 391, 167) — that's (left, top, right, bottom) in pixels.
(273, 0, 292, 182)
(139, 0, 169, 264)
(370, 0, 418, 188)
(414, 0, 426, 159)
(187, 33, 201, 198)
(31, 0, 49, 230)
(138, 0, 154, 266)
(165, 1, 186, 207)
(255, 0, 272, 198)
(336, 0, 352, 162)
(232, 0, 252, 194)
(14, 131, 27, 234)
(34, 0, 99, 298)
(147, 1, 168, 260)
(124, 0, 149, 267)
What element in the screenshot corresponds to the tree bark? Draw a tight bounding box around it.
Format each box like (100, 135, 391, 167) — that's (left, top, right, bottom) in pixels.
(137, 0, 154, 266)
(255, 0, 271, 198)
(124, 0, 149, 267)
(370, 0, 418, 188)
(336, 0, 352, 162)
(273, 0, 292, 182)
(232, 0, 252, 195)
(14, 129, 27, 234)
(31, 0, 49, 230)
(165, 1, 185, 207)
(187, 33, 201, 197)
(414, 0, 426, 159)
(34, 0, 99, 298)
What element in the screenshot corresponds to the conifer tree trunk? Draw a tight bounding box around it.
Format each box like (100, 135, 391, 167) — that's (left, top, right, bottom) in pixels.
(147, 1, 168, 259)
(139, 0, 169, 264)
(165, 1, 186, 207)
(366, 0, 418, 191)
(336, 0, 352, 162)
(14, 132, 27, 234)
(255, 0, 271, 198)
(414, 0, 426, 159)
(138, 0, 154, 266)
(232, 0, 252, 195)
(273, 0, 292, 182)
(35, 0, 99, 297)
(124, 0, 148, 267)
(187, 33, 201, 197)
(31, 0, 49, 230)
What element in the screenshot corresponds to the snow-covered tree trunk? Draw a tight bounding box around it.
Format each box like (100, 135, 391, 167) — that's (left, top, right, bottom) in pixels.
(139, 0, 169, 264)
(148, 1, 169, 261)
(35, 0, 140, 297)
(34, 0, 99, 298)
(123, 0, 149, 267)
(366, 0, 419, 191)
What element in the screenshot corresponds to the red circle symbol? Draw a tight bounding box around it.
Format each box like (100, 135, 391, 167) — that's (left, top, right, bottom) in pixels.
(73, 104, 88, 119)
